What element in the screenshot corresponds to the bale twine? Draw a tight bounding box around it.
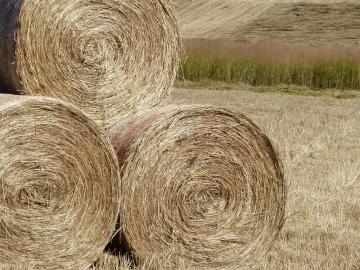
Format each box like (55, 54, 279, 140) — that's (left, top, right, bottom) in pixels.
(0, 95, 120, 269)
(108, 106, 287, 269)
(0, 0, 180, 128)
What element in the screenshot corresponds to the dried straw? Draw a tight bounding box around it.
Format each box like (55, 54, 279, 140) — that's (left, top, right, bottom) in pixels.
(108, 106, 287, 269)
(0, 0, 180, 128)
(0, 95, 120, 269)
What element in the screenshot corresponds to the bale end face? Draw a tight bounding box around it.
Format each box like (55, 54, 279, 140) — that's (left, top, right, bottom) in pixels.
(0, 0, 181, 128)
(108, 105, 287, 269)
(0, 95, 120, 269)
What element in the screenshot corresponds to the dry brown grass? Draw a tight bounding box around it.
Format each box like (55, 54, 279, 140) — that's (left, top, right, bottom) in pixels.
(0, 0, 180, 128)
(241, 2, 360, 46)
(0, 95, 120, 269)
(107, 105, 286, 269)
(175, 0, 360, 46)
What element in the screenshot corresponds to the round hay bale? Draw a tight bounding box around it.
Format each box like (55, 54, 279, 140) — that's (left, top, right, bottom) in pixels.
(0, 95, 120, 269)
(0, 0, 180, 128)
(108, 106, 287, 269)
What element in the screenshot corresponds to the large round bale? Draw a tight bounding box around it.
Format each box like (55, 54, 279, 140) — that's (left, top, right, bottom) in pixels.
(0, 0, 180, 128)
(108, 106, 287, 269)
(0, 95, 120, 269)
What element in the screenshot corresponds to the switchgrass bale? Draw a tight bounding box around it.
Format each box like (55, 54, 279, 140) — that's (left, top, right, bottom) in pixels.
(0, 95, 120, 269)
(0, 0, 180, 128)
(108, 106, 287, 269)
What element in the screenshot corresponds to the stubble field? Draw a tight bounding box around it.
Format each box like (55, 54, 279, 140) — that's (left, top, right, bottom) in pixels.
(175, 0, 360, 45)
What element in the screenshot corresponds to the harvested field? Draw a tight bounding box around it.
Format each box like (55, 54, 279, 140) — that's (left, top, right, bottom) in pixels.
(241, 2, 360, 45)
(175, 0, 360, 45)
(174, 0, 274, 40)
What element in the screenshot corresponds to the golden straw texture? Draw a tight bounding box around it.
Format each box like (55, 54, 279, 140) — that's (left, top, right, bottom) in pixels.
(108, 106, 287, 270)
(0, 0, 180, 128)
(0, 95, 120, 269)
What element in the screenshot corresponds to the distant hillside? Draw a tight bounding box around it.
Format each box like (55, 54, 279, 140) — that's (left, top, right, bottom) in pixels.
(175, 0, 360, 45)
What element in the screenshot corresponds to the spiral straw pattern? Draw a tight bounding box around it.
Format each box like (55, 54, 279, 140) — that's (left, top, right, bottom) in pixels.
(0, 0, 180, 128)
(108, 106, 286, 269)
(0, 95, 120, 269)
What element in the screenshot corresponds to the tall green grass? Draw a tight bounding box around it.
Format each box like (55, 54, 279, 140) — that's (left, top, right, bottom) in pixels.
(178, 39, 360, 90)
